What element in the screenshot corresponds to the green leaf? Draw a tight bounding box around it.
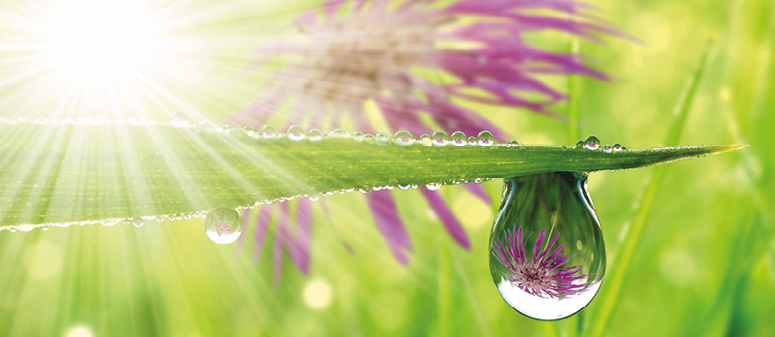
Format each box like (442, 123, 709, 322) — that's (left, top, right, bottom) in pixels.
(0, 123, 741, 230)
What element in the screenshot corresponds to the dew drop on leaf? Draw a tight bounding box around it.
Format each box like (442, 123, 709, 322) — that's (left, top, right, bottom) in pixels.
(392, 130, 415, 146)
(287, 125, 305, 141)
(425, 182, 443, 191)
(204, 208, 243, 245)
(489, 172, 605, 320)
(307, 129, 323, 142)
(450, 131, 467, 146)
(327, 129, 351, 139)
(375, 132, 390, 145)
(612, 143, 623, 152)
(603, 145, 613, 153)
(432, 131, 449, 146)
(261, 125, 276, 138)
(477, 131, 494, 146)
(352, 131, 365, 143)
(584, 135, 601, 150)
(419, 134, 432, 146)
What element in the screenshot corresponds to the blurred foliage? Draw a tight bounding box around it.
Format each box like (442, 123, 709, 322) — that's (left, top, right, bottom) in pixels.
(0, 0, 773, 336)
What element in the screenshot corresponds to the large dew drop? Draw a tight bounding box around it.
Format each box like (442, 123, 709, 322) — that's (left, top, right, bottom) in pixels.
(489, 172, 605, 320)
(204, 208, 244, 245)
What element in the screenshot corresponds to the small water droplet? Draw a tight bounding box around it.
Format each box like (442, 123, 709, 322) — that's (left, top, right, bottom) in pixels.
(450, 131, 467, 146)
(467, 136, 477, 145)
(398, 184, 412, 190)
(419, 134, 432, 146)
(133, 218, 144, 227)
(243, 126, 255, 137)
(489, 173, 605, 320)
(309, 195, 320, 201)
(170, 111, 190, 128)
(432, 131, 449, 146)
(507, 140, 519, 147)
(287, 125, 305, 141)
(425, 182, 443, 191)
(575, 140, 585, 148)
(327, 129, 351, 139)
(41, 226, 49, 231)
(477, 131, 494, 146)
(308, 129, 323, 142)
(603, 145, 612, 153)
(392, 130, 415, 146)
(352, 131, 365, 142)
(261, 125, 276, 138)
(204, 208, 243, 245)
(475, 178, 484, 184)
(375, 132, 390, 145)
(584, 136, 600, 150)
(612, 143, 623, 152)
(362, 134, 375, 144)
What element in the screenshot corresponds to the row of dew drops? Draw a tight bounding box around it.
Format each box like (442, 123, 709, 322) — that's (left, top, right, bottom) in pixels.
(1, 111, 626, 235)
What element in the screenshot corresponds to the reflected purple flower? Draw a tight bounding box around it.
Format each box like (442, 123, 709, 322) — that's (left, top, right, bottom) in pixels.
(232, 0, 626, 279)
(492, 227, 589, 298)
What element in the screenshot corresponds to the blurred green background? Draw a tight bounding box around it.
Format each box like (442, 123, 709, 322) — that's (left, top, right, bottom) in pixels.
(0, 0, 773, 336)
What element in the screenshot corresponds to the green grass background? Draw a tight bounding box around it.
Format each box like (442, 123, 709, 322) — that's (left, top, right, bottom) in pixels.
(0, 0, 773, 336)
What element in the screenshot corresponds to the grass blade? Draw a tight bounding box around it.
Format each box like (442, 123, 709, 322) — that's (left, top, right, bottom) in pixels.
(0, 120, 739, 230)
(584, 37, 715, 337)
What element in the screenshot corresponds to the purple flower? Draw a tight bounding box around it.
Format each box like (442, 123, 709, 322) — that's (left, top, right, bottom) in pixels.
(232, 0, 626, 279)
(492, 227, 589, 298)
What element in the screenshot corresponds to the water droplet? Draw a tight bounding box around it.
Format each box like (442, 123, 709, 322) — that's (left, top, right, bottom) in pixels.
(477, 131, 494, 146)
(475, 178, 484, 184)
(432, 131, 449, 146)
(392, 130, 415, 146)
(489, 173, 605, 320)
(204, 208, 243, 245)
(170, 111, 190, 128)
(244, 126, 256, 137)
(575, 140, 585, 148)
(583, 136, 600, 150)
(362, 134, 375, 144)
(327, 129, 351, 139)
(375, 133, 390, 145)
(602, 145, 612, 153)
(467, 136, 477, 145)
(287, 125, 305, 141)
(309, 195, 320, 201)
(308, 129, 323, 142)
(612, 143, 623, 152)
(507, 140, 519, 147)
(450, 131, 467, 146)
(419, 134, 432, 146)
(133, 218, 144, 227)
(41, 226, 49, 231)
(352, 131, 365, 142)
(398, 184, 412, 190)
(261, 125, 276, 138)
(425, 182, 443, 191)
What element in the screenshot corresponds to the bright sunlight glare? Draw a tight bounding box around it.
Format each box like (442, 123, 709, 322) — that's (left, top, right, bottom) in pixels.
(44, 4, 147, 82)
(0, 0, 262, 120)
